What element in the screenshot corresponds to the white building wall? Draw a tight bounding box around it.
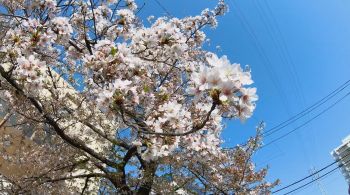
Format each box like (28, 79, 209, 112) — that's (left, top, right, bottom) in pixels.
(0, 63, 116, 194)
(332, 135, 350, 184)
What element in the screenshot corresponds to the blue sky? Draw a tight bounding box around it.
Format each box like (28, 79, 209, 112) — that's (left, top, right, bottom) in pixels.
(138, 0, 350, 194)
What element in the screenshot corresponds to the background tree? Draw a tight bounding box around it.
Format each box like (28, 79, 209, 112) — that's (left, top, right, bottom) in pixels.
(0, 0, 278, 194)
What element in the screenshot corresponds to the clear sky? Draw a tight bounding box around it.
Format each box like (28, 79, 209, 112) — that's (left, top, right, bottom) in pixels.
(138, 0, 350, 194)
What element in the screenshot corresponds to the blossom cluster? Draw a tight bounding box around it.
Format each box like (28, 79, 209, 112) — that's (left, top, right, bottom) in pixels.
(190, 53, 258, 120)
(15, 55, 46, 90)
(0, 0, 258, 161)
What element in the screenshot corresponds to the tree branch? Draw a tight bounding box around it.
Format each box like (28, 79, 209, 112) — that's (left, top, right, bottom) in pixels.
(133, 102, 217, 136)
(0, 65, 119, 169)
(0, 113, 12, 129)
(81, 177, 90, 195)
(44, 173, 105, 183)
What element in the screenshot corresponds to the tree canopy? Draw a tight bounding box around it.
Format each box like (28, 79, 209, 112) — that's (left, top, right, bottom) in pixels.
(0, 0, 278, 194)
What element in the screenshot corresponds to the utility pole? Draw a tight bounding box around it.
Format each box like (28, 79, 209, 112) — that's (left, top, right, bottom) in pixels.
(309, 166, 327, 195)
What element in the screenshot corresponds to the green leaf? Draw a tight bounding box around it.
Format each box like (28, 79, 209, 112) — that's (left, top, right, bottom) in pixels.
(110, 47, 118, 56)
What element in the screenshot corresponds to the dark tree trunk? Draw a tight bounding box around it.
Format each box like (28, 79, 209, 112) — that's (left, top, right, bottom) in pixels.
(136, 161, 157, 195)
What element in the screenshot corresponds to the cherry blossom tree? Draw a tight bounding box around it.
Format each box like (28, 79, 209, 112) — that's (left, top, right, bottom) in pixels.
(0, 0, 278, 194)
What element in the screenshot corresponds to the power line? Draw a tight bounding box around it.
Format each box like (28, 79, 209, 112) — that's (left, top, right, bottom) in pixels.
(282, 165, 339, 195)
(261, 0, 306, 106)
(257, 0, 314, 164)
(252, 0, 313, 165)
(263, 79, 350, 137)
(225, 2, 349, 194)
(224, 81, 350, 152)
(282, 158, 349, 195)
(253, 0, 304, 107)
(222, 80, 350, 151)
(244, 2, 350, 169)
(273, 148, 350, 194)
(309, 166, 328, 195)
(273, 159, 340, 193)
(262, 91, 350, 148)
(230, 0, 293, 116)
(224, 84, 350, 150)
(153, 0, 172, 17)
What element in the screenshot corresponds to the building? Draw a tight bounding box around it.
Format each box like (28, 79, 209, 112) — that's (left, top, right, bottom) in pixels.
(331, 135, 350, 185)
(0, 62, 116, 193)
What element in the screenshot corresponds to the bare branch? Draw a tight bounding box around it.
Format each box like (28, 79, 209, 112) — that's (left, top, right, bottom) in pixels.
(0, 113, 12, 129)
